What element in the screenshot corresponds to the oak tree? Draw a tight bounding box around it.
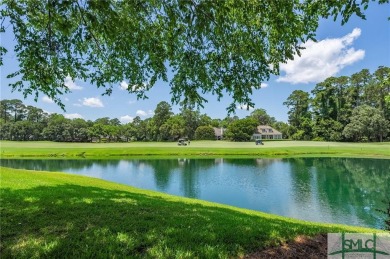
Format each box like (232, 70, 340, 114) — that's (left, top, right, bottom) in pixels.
(1, 0, 387, 112)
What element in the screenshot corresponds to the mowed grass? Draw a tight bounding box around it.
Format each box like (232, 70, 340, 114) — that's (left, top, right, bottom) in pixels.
(0, 167, 382, 258)
(1, 140, 389, 159)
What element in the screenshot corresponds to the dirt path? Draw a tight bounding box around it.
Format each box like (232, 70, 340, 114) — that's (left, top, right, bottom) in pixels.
(245, 234, 327, 259)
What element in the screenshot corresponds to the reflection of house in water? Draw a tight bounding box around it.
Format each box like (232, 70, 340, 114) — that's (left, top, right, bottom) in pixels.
(255, 158, 282, 166)
(178, 158, 188, 166)
(214, 158, 224, 164)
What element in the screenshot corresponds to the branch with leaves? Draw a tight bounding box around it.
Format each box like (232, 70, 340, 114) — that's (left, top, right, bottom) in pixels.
(1, 0, 388, 113)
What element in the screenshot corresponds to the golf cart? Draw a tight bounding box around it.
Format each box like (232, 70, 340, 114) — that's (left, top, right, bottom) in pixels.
(255, 139, 264, 145)
(177, 138, 188, 146)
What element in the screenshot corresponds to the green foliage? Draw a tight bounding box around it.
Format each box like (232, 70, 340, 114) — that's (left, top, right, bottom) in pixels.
(179, 109, 212, 140)
(180, 109, 200, 140)
(0, 99, 29, 123)
(249, 109, 276, 126)
(2, 63, 389, 143)
(1, 0, 386, 112)
(291, 130, 305, 141)
(226, 118, 258, 141)
(385, 94, 390, 105)
(271, 121, 290, 139)
(153, 101, 173, 140)
(377, 200, 390, 231)
(283, 90, 311, 128)
(194, 125, 215, 140)
(159, 115, 185, 141)
(343, 105, 389, 142)
(285, 117, 313, 141)
(313, 119, 343, 142)
(371, 66, 390, 120)
(283, 66, 390, 142)
(1, 98, 290, 142)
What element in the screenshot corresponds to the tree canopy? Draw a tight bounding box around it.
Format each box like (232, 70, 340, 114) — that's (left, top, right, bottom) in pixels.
(283, 66, 390, 142)
(1, 0, 388, 112)
(0, 98, 284, 142)
(2, 64, 389, 143)
(343, 105, 389, 142)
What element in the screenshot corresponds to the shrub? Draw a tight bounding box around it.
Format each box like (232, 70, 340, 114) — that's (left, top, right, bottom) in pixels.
(195, 126, 216, 140)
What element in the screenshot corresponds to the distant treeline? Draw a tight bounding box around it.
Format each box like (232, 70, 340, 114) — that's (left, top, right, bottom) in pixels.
(1, 66, 389, 142)
(0, 98, 282, 142)
(283, 66, 389, 142)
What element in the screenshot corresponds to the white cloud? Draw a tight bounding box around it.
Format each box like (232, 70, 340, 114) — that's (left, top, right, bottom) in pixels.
(251, 83, 268, 90)
(237, 104, 254, 111)
(64, 113, 83, 119)
(120, 81, 149, 92)
(43, 109, 52, 115)
(42, 96, 54, 103)
(120, 115, 134, 123)
(82, 97, 104, 108)
(64, 75, 83, 90)
(132, 83, 149, 91)
(120, 81, 129, 90)
(148, 109, 154, 116)
(136, 110, 148, 117)
(277, 28, 365, 84)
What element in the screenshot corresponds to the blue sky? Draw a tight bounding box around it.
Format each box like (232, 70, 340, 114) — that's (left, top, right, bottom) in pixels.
(1, 4, 389, 123)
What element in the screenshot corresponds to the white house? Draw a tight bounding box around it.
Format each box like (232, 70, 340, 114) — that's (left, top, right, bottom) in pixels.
(252, 125, 282, 140)
(213, 127, 225, 140)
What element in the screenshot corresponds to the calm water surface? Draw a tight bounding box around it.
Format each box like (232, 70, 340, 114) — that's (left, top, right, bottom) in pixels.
(2, 157, 389, 229)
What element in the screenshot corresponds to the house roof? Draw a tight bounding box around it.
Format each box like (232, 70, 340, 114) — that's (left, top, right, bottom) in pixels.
(255, 125, 282, 135)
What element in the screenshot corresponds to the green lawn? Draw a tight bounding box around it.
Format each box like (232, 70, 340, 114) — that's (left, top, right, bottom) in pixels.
(1, 140, 389, 158)
(0, 167, 382, 258)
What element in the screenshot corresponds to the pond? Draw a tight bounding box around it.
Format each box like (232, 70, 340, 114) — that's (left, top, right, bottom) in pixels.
(1, 157, 389, 229)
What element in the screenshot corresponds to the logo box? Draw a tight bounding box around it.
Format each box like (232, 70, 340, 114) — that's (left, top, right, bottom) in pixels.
(328, 233, 390, 258)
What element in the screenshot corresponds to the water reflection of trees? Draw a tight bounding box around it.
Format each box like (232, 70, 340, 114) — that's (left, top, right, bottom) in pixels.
(3, 157, 388, 227)
(223, 158, 281, 168)
(343, 158, 390, 200)
(342, 158, 390, 225)
(0, 159, 121, 172)
(137, 159, 216, 198)
(318, 158, 388, 206)
(284, 158, 316, 206)
(134, 159, 178, 191)
(287, 157, 389, 227)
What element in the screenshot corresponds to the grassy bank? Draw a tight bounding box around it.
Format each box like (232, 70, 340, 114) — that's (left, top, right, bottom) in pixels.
(0, 167, 382, 258)
(1, 140, 389, 159)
